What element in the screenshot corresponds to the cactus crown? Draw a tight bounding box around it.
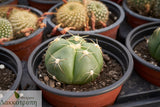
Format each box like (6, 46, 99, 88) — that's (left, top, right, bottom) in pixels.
(8, 8, 39, 38)
(55, 0, 109, 31)
(148, 27, 160, 62)
(45, 35, 103, 84)
(87, 1, 109, 25)
(0, 18, 13, 39)
(56, 2, 87, 30)
(127, 0, 160, 18)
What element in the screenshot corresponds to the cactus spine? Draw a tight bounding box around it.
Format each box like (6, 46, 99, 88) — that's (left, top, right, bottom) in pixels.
(8, 9, 39, 38)
(127, 0, 160, 18)
(45, 35, 103, 84)
(56, 2, 87, 30)
(148, 27, 160, 61)
(87, 1, 109, 26)
(0, 18, 13, 39)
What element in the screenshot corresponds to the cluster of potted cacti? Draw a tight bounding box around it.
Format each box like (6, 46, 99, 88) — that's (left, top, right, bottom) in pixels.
(1, 0, 160, 106)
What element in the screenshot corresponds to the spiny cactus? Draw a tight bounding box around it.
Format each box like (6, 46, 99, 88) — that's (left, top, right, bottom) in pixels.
(87, 1, 109, 26)
(148, 27, 160, 62)
(45, 35, 103, 84)
(56, 2, 87, 30)
(127, 0, 160, 18)
(8, 8, 39, 38)
(0, 18, 13, 39)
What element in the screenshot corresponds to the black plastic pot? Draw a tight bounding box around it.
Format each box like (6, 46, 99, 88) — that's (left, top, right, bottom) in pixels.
(123, 0, 160, 28)
(28, 0, 61, 12)
(126, 22, 160, 86)
(0, 5, 46, 61)
(0, 0, 18, 5)
(46, 0, 125, 39)
(28, 33, 133, 107)
(0, 47, 22, 103)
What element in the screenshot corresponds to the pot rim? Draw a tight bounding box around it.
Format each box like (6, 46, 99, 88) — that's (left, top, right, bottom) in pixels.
(122, 0, 160, 22)
(0, 5, 46, 46)
(28, 0, 61, 4)
(47, 0, 125, 34)
(0, 47, 22, 90)
(0, 0, 14, 5)
(28, 33, 133, 97)
(126, 22, 160, 72)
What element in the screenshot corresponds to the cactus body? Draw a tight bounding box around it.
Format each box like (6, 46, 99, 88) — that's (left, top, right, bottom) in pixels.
(45, 35, 103, 84)
(0, 18, 13, 39)
(56, 2, 87, 30)
(8, 9, 39, 38)
(87, 1, 109, 26)
(148, 27, 160, 61)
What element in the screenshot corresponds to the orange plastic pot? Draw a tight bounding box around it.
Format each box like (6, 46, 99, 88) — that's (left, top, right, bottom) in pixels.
(27, 0, 60, 12)
(1, 5, 46, 61)
(47, 0, 125, 39)
(123, 0, 160, 28)
(0, 0, 18, 5)
(28, 34, 133, 107)
(126, 22, 160, 86)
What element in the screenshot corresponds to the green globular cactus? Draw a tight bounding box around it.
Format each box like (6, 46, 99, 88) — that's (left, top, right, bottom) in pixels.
(0, 18, 13, 39)
(45, 35, 103, 84)
(56, 2, 87, 30)
(8, 9, 39, 38)
(148, 27, 160, 61)
(87, 1, 109, 26)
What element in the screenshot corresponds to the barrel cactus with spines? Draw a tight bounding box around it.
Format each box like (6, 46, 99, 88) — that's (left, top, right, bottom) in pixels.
(8, 9, 39, 38)
(148, 27, 160, 62)
(87, 1, 109, 26)
(45, 35, 103, 84)
(56, 2, 87, 30)
(0, 18, 13, 39)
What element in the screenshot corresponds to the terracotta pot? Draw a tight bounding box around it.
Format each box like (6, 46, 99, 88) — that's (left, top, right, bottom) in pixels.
(1, 5, 46, 61)
(122, 0, 160, 28)
(28, 34, 133, 107)
(126, 22, 160, 86)
(0, 0, 18, 5)
(46, 0, 125, 39)
(0, 47, 22, 106)
(27, 0, 61, 12)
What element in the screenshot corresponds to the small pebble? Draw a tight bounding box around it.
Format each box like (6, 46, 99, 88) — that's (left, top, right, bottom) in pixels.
(0, 64, 5, 69)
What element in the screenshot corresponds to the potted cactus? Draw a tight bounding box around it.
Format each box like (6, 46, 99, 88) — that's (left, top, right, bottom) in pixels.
(27, 0, 61, 12)
(126, 22, 160, 86)
(46, 0, 125, 39)
(0, 5, 47, 61)
(0, 0, 18, 5)
(123, 0, 160, 27)
(28, 33, 133, 106)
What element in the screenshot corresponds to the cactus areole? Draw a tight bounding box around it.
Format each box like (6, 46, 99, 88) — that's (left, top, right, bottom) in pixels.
(45, 35, 103, 84)
(148, 27, 160, 62)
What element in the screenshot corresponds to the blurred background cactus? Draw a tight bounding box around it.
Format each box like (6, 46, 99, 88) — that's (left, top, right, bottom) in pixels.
(127, 0, 160, 18)
(56, 2, 87, 30)
(148, 27, 160, 61)
(45, 35, 103, 84)
(0, 18, 13, 39)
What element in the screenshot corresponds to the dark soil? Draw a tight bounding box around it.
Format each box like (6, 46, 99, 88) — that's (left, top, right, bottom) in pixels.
(37, 54, 123, 92)
(0, 64, 16, 90)
(134, 40, 160, 67)
(0, 0, 7, 3)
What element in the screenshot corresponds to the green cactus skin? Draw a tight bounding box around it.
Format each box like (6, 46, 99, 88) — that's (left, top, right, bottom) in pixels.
(8, 9, 39, 38)
(87, 1, 109, 26)
(0, 18, 13, 39)
(45, 35, 103, 84)
(56, 2, 87, 30)
(148, 27, 160, 62)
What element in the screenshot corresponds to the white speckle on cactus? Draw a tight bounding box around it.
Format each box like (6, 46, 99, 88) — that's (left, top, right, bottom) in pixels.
(83, 50, 89, 55)
(0, 64, 5, 69)
(55, 59, 60, 64)
(54, 37, 60, 42)
(90, 70, 94, 75)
